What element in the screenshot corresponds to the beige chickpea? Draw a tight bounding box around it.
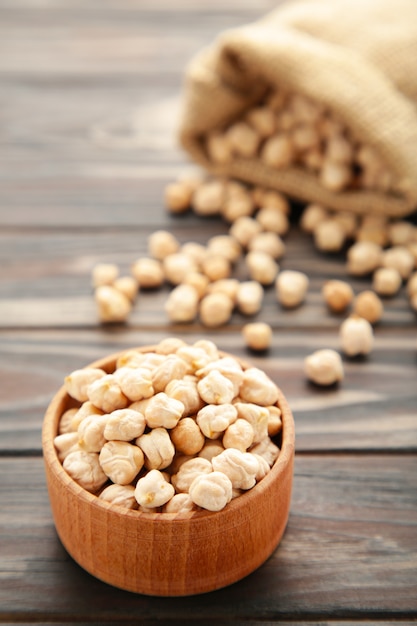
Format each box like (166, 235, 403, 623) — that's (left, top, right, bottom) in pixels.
(239, 368, 279, 406)
(192, 179, 226, 216)
(246, 106, 276, 138)
(407, 272, 417, 297)
(180, 241, 207, 268)
(355, 214, 389, 247)
(91, 263, 119, 288)
(136, 427, 175, 470)
(261, 133, 295, 169)
(189, 471, 233, 512)
(246, 250, 278, 285)
(197, 357, 244, 397)
(252, 454, 271, 481)
(95, 285, 132, 323)
(325, 134, 354, 164)
(171, 457, 213, 493)
(134, 469, 175, 508)
(304, 349, 344, 386)
(381, 245, 414, 280)
(99, 441, 144, 485)
(406, 242, 417, 267)
(266, 405, 282, 437)
(288, 93, 322, 123)
(322, 279, 354, 313)
(206, 235, 242, 264)
(198, 439, 225, 462)
(372, 267, 402, 297)
(292, 123, 320, 152)
(301, 146, 324, 172)
(162, 493, 199, 513)
(87, 374, 128, 413)
(170, 417, 205, 456)
(206, 130, 233, 164)
(196, 403, 238, 439)
(340, 315, 374, 356)
(212, 448, 259, 490)
(206, 278, 240, 304)
(131, 257, 164, 288)
(58, 407, 79, 434)
(78, 414, 109, 452)
(53, 432, 80, 462)
(164, 180, 194, 214)
(236, 280, 264, 315)
(223, 418, 255, 452)
(221, 192, 255, 223)
(63, 450, 108, 493)
(387, 221, 416, 246)
(163, 252, 197, 285)
(99, 484, 138, 510)
(144, 392, 184, 429)
(249, 437, 280, 467)
(165, 283, 200, 323)
(70, 401, 103, 431)
(353, 290, 384, 324)
(314, 219, 346, 252)
(113, 366, 154, 402)
(260, 190, 290, 214)
(165, 377, 204, 416)
(64, 367, 106, 403)
(229, 216, 262, 248)
(113, 276, 139, 302)
(346, 241, 383, 276)
(201, 254, 231, 282)
(410, 292, 417, 312)
(103, 408, 146, 441)
(154, 337, 187, 355)
(275, 270, 309, 308)
(300, 203, 329, 233)
(256, 207, 289, 238)
(193, 339, 219, 360)
(182, 272, 210, 299)
(152, 355, 191, 393)
(197, 370, 236, 405)
(148, 230, 180, 261)
(233, 402, 269, 443)
(242, 322, 272, 351)
(225, 121, 260, 158)
(175, 345, 213, 372)
(333, 211, 358, 239)
(319, 160, 351, 191)
(199, 292, 234, 327)
(248, 231, 286, 260)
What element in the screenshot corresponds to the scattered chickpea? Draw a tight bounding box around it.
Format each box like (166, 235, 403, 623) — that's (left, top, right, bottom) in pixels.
(256, 207, 289, 237)
(372, 267, 402, 297)
(346, 241, 383, 276)
(113, 276, 138, 302)
(199, 292, 234, 327)
(340, 315, 374, 356)
(165, 283, 200, 323)
(300, 203, 329, 233)
(165, 181, 194, 214)
(242, 322, 272, 351)
(353, 290, 384, 324)
(407, 272, 417, 298)
(236, 280, 264, 315)
(246, 250, 279, 285)
(192, 180, 225, 216)
(381, 245, 415, 280)
(322, 279, 354, 313)
(148, 230, 180, 260)
(304, 349, 344, 386)
(163, 252, 197, 285)
(275, 270, 309, 308)
(229, 216, 262, 248)
(314, 219, 346, 253)
(94, 285, 132, 323)
(201, 254, 231, 281)
(91, 263, 119, 288)
(131, 257, 164, 288)
(247, 231, 286, 259)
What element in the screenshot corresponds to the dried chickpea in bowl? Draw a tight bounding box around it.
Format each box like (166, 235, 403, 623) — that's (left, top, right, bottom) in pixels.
(42, 338, 295, 596)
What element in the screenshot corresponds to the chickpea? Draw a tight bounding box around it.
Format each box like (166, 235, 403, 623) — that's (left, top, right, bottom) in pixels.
(165, 284, 199, 323)
(304, 349, 344, 386)
(322, 279, 354, 313)
(233, 402, 269, 443)
(229, 216, 262, 248)
(171, 457, 212, 494)
(148, 230, 180, 260)
(196, 403, 238, 439)
(165, 377, 204, 416)
(249, 437, 280, 467)
(372, 267, 402, 297)
(197, 356, 244, 397)
(258, 189, 290, 214)
(206, 278, 240, 303)
(91, 263, 119, 288)
(206, 131, 233, 164)
(134, 469, 175, 508)
(225, 121, 260, 158)
(353, 290, 384, 324)
(198, 439, 225, 462)
(221, 193, 255, 222)
(136, 427, 175, 470)
(206, 235, 242, 264)
(256, 207, 289, 237)
(381, 245, 414, 280)
(58, 407, 79, 434)
(266, 405, 282, 436)
(103, 408, 146, 441)
(78, 414, 109, 453)
(340, 315, 374, 356)
(300, 203, 329, 233)
(246, 250, 279, 285)
(162, 493, 198, 513)
(131, 257, 164, 288)
(239, 368, 279, 406)
(197, 370, 236, 405)
(114, 367, 154, 402)
(346, 241, 383, 276)
(236, 280, 264, 315)
(53, 432, 80, 462)
(70, 401, 103, 431)
(242, 322, 272, 351)
(275, 270, 309, 308)
(223, 418, 255, 452)
(199, 292, 234, 327)
(144, 392, 184, 429)
(164, 181, 194, 214)
(407, 272, 417, 297)
(212, 448, 259, 490)
(163, 252, 197, 285)
(192, 180, 226, 216)
(99, 484, 138, 510)
(189, 471, 233, 512)
(99, 441, 144, 485)
(325, 134, 354, 163)
(319, 160, 351, 191)
(201, 254, 232, 281)
(314, 219, 346, 252)
(63, 450, 108, 493)
(94, 285, 132, 323)
(155, 337, 187, 355)
(180, 241, 207, 268)
(64, 368, 106, 403)
(87, 374, 128, 413)
(170, 418, 205, 456)
(246, 106, 276, 138)
(261, 133, 294, 169)
(387, 221, 416, 246)
(248, 231, 286, 260)
(292, 123, 320, 152)
(113, 276, 138, 302)
(182, 272, 210, 299)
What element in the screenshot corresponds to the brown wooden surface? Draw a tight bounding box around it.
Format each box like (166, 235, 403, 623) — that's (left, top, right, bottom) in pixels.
(0, 0, 416, 624)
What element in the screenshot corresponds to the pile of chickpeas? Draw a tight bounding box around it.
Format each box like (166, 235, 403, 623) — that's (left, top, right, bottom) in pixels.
(54, 338, 282, 512)
(202, 89, 398, 196)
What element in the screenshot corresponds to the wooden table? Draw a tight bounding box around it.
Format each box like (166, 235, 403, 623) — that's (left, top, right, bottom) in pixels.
(1, 1, 416, 623)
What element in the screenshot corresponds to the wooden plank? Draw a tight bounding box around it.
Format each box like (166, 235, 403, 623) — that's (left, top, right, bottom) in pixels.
(0, 454, 416, 621)
(1, 326, 416, 454)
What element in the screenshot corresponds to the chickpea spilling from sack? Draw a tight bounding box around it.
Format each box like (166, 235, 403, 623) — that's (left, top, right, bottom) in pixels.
(202, 89, 399, 196)
(54, 339, 283, 512)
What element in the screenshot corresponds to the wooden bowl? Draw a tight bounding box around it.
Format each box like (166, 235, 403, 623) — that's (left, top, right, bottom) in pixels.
(42, 346, 295, 596)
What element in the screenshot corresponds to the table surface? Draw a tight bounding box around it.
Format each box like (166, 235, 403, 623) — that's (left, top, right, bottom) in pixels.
(1, 1, 416, 624)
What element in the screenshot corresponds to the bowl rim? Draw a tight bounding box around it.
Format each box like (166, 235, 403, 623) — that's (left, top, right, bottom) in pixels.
(42, 345, 295, 522)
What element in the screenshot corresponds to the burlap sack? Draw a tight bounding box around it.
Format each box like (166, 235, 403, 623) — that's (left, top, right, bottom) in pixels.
(179, 0, 417, 217)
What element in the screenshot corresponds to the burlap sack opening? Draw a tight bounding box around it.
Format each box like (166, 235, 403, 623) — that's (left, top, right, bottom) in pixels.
(179, 0, 417, 218)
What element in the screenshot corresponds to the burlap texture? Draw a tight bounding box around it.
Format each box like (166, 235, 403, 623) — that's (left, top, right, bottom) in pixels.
(178, 0, 417, 217)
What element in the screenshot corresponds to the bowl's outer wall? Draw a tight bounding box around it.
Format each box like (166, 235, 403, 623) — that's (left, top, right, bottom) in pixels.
(42, 349, 295, 596)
